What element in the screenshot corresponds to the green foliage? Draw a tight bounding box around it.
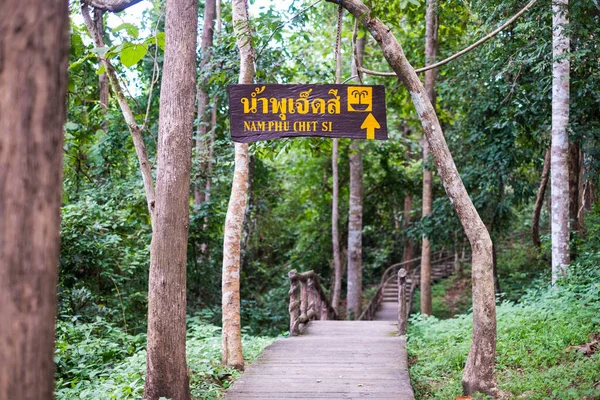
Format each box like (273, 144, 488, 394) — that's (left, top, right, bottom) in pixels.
(408, 259, 600, 398)
(55, 317, 275, 399)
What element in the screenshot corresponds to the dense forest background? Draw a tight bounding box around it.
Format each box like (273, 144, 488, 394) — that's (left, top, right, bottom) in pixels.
(43, 0, 600, 397)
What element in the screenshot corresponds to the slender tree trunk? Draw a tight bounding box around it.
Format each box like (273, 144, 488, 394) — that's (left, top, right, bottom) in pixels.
(143, 0, 197, 398)
(0, 0, 69, 397)
(551, 0, 570, 283)
(347, 140, 363, 319)
(327, 0, 498, 395)
(420, 0, 439, 316)
(195, 0, 217, 206)
(346, 34, 366, 320)
(206, 0, 222, 204)
(568, 141, 581, 233)
(331, 138, 342, 313)
(532, 149, 551, 248)
(487, 175, 504, 295)
(402, 195, 415, 265)
(222, 0, 254, 370)
(240, 155, 255, 267)
(402, 123, 415, 266)
(94, 9, 109, 116)
(577, 150, 586, 230)
(331, 5, 343, 314)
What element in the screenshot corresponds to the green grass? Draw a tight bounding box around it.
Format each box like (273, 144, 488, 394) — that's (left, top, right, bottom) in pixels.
(412, 273, 473, 319)
(55, 316, 275, 399)
(407, 265, 600, 399)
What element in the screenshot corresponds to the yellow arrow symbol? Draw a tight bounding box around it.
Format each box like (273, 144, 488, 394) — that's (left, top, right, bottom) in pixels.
(360, 113, 380, 140)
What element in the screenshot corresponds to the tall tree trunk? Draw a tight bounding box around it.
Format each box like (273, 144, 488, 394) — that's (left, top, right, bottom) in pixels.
(143, 0, 197, 397)
(331, 137, 342, 313)
(551, 0, 570, 283)
(487, 175, 504, 295)
(0, 0, 69, 397)
(194, 0, 217, 206)
(331, 5, 343, 314)
(568, 141, 581, 233)
(94, 9, 109, 116)
(206, 0, 222, 204)
(346, 140, 363, 319)
(577, 150, 586, 230)
(346, 34, 366, 320)
(94, 9, 108, 112)
(327, 0, 498, 395)
(222, 0, 254, 370)
(532, 149, 551, 248)
(402, 195, 415, 265)
(420, 0, 439, 316)
(402, 123, 415, 266)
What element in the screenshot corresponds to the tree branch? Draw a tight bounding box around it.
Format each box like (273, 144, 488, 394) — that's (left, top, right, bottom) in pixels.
(359, 0, 538, 77)
(81, 3, 156, 223)
(86, 0, 144, 13)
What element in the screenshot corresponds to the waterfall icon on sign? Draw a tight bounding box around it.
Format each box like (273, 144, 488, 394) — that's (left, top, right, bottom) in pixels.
(347, 86, 373, 112)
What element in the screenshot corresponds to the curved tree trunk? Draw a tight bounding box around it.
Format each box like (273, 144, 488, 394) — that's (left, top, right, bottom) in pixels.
(327, 0, 497, 395)
(532, 149, 550, 248)
(0, 0, 69, 398)
(143, 0, 198, 398)
(550, 0, 570, 283)
(420, 0, 439, 316)
(222, 0, 255, 370)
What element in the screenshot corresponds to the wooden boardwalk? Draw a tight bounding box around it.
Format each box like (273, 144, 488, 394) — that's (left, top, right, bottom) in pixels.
(225, 304, 414, 399)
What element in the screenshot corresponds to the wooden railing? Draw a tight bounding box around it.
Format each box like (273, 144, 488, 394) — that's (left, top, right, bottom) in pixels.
(397, 268, 408, 335)
(288, 270, 337, 336)
(358, 251, 455, 321)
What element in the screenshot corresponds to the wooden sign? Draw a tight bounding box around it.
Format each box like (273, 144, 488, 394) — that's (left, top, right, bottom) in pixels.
(228, 84, 388, 143)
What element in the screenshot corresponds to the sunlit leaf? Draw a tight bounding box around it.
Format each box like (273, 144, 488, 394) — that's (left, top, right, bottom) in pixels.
(120, 43, 148, 67)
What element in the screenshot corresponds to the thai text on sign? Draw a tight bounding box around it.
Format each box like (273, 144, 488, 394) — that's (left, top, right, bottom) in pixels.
(228, 84, 388, 143)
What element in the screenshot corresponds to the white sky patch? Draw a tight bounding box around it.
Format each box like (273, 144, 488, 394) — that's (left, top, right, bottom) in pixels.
(70, 0, 296, 95)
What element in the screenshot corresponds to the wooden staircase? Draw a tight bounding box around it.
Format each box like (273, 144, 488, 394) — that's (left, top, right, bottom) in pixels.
(361, 252, 459, 321)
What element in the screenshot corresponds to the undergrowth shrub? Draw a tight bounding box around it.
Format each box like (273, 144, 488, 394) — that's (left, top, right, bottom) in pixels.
(55, 316, 275, 399)
(408, 259, 600, 399)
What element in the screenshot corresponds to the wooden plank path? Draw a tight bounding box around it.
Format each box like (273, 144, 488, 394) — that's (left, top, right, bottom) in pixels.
(225, 309, 414, 399)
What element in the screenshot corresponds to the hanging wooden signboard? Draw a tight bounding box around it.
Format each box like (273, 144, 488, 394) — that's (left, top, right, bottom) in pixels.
(228, 84, 388, 143)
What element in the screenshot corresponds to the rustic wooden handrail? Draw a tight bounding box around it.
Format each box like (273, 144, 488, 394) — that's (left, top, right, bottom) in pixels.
(288, 270, 337, 336)
(358, 251, 456, 321)
(397, 268, 408, 335)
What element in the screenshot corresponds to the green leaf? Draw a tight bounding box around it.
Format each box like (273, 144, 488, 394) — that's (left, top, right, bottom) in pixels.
(120, 43, 148, 67)
(96, 64, 106, 75)
(92, 46, 109, 56)
(113, 23, 139, 39)
(155, 32, 165, 51)
(65, 122, 79, 131)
